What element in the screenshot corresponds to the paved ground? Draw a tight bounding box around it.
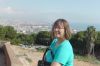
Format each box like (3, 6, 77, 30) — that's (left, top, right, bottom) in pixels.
(11, 45, 100, 66)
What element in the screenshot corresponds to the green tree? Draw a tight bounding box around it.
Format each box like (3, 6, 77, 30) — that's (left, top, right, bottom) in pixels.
(30, 33, 37, 45)
(4, 26, 17, 40)
(16, 33, 28, 44)
(0, 25, 5, 40)
(70, 31, 86, 54)
(85, 26, 97, 56)
(35, 31, 52, 46)
(95, 31, 100, 45)
(10, 38, 21, 45)
(16, 33, 36, 46)
(24, 35, 33, 46)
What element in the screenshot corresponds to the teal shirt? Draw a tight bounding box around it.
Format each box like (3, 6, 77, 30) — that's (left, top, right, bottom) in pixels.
(45, 38, 74, 66)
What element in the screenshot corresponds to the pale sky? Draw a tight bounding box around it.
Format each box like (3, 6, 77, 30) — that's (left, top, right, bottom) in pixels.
(0, 0, 100, 31)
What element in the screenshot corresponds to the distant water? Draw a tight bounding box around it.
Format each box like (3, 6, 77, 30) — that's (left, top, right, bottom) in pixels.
(70, 22, 100, 31)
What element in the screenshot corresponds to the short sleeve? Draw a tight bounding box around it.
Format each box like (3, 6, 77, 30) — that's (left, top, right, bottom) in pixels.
(45, 38, 57, 62)
(50, 38, 57, 48)
(53, 44, 72, 65)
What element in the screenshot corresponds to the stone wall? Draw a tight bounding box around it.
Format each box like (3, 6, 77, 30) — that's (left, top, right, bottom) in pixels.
(3, 42, 23, 66)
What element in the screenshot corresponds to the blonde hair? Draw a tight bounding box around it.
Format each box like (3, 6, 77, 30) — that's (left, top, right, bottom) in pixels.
(51, 19, 72, 39)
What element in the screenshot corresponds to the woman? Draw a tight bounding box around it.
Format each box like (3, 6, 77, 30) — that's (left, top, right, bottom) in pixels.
(45, 19, 74, 66)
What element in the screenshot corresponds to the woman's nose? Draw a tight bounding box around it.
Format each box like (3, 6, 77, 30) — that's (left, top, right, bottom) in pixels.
(55, 28, 59, 31)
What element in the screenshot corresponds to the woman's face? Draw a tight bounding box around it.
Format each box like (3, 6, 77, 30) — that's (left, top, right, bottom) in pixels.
(53, 23, 65, 39)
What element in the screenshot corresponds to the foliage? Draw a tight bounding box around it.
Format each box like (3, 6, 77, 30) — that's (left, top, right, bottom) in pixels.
(70, 26, 99, 55)
(0, 24, 99, 51)
(95, 31, 100, 45)
(10, 38, 21, 45)
(4, 26, 17, 40)
(0, 25, 5, 40)
(85, 26, 97, 43)
(16, 33, 36, 46)
(84, 26, 97, 56)
(35, 31, 52, 46)
(70, 31, 86, 55)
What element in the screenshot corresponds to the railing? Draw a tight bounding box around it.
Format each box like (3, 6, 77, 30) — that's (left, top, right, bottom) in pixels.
(3, 42, 23, 66)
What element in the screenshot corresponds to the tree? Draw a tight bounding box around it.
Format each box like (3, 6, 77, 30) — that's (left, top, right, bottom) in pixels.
(70, 31, 86, 55)
(35, 31, 52, 46)
(16, 33, 28, 45)
(95, 31, 100, 45)
(0, 25, 5, 40)
(4, 26, 17, 40)
(85, 26, 97, 56)
(10, 38, 21, 45)
(30, 33, 37, 45)
(16, 33, 36, 46)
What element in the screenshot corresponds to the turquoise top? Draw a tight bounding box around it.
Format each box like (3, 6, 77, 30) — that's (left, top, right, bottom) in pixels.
(45, 38, 74, 66)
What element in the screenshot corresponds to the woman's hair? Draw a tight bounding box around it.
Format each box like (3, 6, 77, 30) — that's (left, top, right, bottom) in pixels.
(51, 19, 72, 39)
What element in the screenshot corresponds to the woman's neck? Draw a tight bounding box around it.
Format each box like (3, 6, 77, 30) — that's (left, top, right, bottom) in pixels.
(55, 37, 65, 48)
(57, 37, 65, 44)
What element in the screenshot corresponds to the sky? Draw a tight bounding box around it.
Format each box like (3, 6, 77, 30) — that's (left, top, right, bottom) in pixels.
(0, 0, 100, 31)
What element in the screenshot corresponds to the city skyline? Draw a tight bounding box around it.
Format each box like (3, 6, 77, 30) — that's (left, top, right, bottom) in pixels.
(0, 0, 100, 31)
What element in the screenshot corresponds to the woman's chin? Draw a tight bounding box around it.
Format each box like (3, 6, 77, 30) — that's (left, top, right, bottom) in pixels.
(55, 36, 60, 38)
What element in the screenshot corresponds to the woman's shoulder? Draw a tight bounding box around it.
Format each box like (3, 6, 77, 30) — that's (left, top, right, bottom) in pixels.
(50, 38, 58, 47)
(57, 40, 74, 55)
(59, 40, 72, 49)
(61, 39, 70, 45)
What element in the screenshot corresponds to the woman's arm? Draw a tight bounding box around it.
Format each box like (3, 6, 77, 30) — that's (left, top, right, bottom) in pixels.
(51, 62, 62, 66)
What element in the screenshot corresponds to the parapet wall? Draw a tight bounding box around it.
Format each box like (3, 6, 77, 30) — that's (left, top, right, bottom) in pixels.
(3, 42, 23, 66)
